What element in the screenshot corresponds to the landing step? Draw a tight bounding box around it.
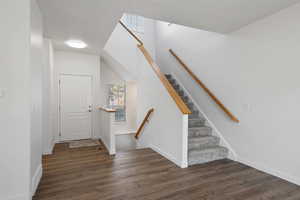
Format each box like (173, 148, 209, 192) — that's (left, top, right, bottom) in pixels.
(188, 146, 228, 166)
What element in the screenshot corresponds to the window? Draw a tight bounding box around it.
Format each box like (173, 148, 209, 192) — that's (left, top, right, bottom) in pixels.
(107, 84, 126, 121)
(123, 13, 145, 33)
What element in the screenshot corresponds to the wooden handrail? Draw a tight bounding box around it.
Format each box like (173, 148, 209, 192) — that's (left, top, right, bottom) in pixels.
(119, 21, 191, 115)
(135, 108, 154, 139)
(119, 20, 143, 45)
(139, 45, 192, 114)
(169, 49, 239, 123)
(98, 107, 116, 113)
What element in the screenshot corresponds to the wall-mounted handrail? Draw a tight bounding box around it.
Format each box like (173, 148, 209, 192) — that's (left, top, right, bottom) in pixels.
(119, 20, 143, 46)
(169, 49, 239, 123)
(138, 45, 192, 114)
(135, 108, 154, 139)
(98, 107, 116, 113)
(119, 21, 191, 115)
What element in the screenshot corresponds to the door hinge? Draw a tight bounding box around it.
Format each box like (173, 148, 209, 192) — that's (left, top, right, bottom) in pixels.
(59, 132, 62, 137)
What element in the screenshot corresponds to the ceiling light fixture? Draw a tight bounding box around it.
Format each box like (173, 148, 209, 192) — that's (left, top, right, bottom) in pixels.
(65, 40, 87, 49)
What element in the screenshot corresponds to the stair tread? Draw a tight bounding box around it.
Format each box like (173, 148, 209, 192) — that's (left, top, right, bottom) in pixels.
(189, 129, 211, 135)
(189, 122, 206, 128)
(189, 126, 210, 130)
(189, 146, 228, 154)
(189, 135, 218, 141)
(188, 115, 200, 119)
(189, 135, 220, 149)
(188, 125, 209, 129)
(189, 126, 212, 137)
(188, 117, 204, 121)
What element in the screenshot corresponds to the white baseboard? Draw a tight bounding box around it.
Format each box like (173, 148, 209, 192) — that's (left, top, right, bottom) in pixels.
(101, 138, 116, 155)
(101, 139, 110, 153)
(92, 135, 102, 140)
(150, 144, 184, 168)
(4, 194, 29, 200)
(31, 164, 43, 196)
(43, 142, 55, 155)
(238, 157, 300, 186)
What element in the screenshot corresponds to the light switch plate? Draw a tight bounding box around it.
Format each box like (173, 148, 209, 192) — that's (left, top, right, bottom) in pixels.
(243, 103, 251, 111)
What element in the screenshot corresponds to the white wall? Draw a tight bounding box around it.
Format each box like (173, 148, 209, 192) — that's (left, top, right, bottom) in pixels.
(42, 39, 55, 154)
(104, 17, 189, 167)
(99, 111, 116, 155)
(100, 59, 124, 106)
(123, 81, 138, 132)
(104, 16, 157, 79)
(30, 0, 44, 196)
(0, 0, 31, 199)
(100, 59, 124, 86)
(53, 51, 101, 140)
(155, 3, 300, 185)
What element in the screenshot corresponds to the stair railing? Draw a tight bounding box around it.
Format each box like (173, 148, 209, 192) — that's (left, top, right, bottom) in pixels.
(135, 108, 154, 139)
(119, 20, 191, 115)
(119, 20, 143, 46)
(169, 49, 239, 123)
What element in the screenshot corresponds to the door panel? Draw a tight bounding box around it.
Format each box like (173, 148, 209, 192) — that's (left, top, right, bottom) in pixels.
(60, 75, 92, 141)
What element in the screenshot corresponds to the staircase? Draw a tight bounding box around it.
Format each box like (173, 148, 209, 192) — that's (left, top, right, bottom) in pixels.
(165, 74, 228, 166)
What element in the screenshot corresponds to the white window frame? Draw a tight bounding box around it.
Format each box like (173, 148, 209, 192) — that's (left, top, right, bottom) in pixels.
(107, 83, 126, 122)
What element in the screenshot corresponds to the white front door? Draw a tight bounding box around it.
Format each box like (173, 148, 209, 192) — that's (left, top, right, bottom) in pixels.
(60, 74, 92, 141)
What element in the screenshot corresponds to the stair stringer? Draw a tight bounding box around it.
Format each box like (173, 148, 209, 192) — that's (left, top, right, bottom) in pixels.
(170, 73, 238, 161)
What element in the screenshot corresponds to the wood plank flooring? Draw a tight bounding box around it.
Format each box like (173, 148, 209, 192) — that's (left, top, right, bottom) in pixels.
(33, 142, 300, 200)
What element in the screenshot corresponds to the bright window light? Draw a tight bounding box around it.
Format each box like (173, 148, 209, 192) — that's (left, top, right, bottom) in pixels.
(123, 14, 145, 33)
(65, 40, 87, 49)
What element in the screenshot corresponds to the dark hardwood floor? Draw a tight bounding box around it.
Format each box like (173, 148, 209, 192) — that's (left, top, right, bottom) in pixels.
(34, 142, 300, 200)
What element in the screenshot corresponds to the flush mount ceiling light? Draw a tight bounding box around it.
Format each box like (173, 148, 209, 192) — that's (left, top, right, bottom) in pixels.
(65, 40, 87, 49)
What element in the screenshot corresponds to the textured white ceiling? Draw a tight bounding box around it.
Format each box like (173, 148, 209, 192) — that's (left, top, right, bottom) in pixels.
(38, 0, 300, 54)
